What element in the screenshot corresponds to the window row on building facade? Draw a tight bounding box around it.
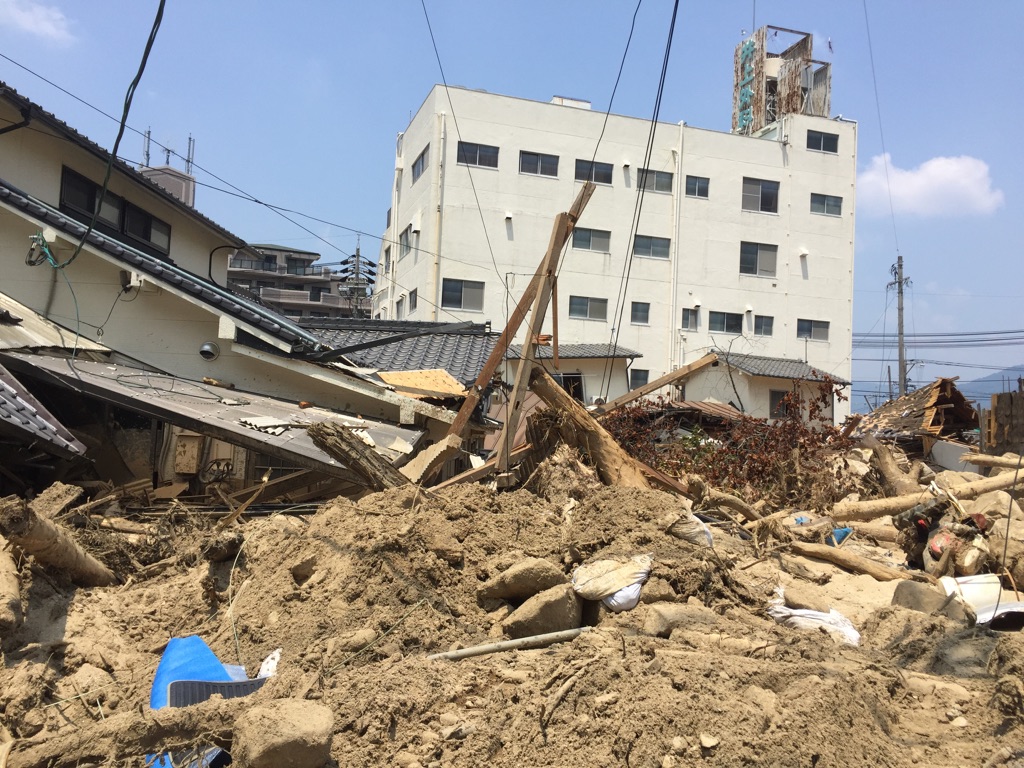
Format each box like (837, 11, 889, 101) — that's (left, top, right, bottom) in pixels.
(411, 129, 839, 192)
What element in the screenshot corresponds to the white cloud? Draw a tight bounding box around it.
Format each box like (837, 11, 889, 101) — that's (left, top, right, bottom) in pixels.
(857, 153, 1004, 217)
(0, 0, 73, 44)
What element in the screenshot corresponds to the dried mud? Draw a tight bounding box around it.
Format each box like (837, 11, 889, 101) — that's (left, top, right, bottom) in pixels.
(1, 459, 1021, 767)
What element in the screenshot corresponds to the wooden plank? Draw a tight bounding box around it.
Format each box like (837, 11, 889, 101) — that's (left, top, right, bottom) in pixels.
(433, 443, 534, 489)
(592, 353, 718, 415)
(495, 210, 571, 472)
(228, 469, 316, 503)
(421, 182, 596, 485)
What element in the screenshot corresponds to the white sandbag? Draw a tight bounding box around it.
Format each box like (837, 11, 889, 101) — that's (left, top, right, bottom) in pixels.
(572, 554, 653, 602)
(667, 513, 714, 547)
(603, 582, 644, 613)
(767, 588, 860, 646)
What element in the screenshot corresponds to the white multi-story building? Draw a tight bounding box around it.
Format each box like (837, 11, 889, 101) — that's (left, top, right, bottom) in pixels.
(375, 27, 855, 420)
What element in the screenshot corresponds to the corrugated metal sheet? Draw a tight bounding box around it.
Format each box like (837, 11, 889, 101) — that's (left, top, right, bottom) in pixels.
(0, 291, 108, 352)
(0, 351, 423, 478)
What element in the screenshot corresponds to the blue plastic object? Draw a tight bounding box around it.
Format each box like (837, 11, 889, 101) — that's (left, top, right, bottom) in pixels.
(828, 527, 853, 547)
(147, 636, 234, 768)
(794, 515, 811, 525)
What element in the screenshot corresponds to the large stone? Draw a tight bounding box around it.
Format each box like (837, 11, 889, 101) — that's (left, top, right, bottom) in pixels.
(501, 583, 581, 638)
(478, 557, 566, 601)
(970, 490, 1023, 522)
(642, 601, 718, 638)
(891, 580, 969, 623)
(233, 699, 334, 768)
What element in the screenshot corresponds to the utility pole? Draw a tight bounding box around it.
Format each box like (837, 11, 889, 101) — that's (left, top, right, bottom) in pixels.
(888, 254, 911, 396)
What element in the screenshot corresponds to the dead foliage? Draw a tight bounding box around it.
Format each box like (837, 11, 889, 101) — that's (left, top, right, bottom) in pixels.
(601, 375, 859, 510)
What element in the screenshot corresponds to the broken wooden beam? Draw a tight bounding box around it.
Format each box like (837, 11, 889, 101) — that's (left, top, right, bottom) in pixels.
(307, 421, 409, 492)
(529, 368, 650, 489)
(961, 453, 1023, 470)
(592, 353, 718, 416)
(789, 541, 927, 583)
(832, 470, 1024, 522)
(0, 495, 117, 587)
(0, 534, 22, 634)
(860, 434, 924, 497)
(421, 182, 597, 485)
(432, 443, 535, 489)
(3, 694, 256, 768)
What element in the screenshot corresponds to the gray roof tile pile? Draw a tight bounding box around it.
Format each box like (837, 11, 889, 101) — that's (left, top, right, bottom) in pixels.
(0, 362, 85, 457)
(307, 321, 498, 385)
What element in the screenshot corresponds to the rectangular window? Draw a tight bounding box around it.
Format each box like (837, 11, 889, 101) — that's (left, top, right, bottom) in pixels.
(685, 175, 709, 198)
(411, 144, 429, 182)
(630, 301, 650, 325)
(709, 311, 743, 334)
(629, 369, 650, 389)
(807, 130, 839, 153)
(456, 141, 499, 168)
(399, 225, 412, 257)
(633, 235, 671, 259)
(810, 193, 843, 216)
(572, 227, 611, 252)
(568, 295, 608, 321)
(553, 373, 585, 402)
(441, 278, 485, 311)
(124, 202, 171, 253)
(739, 241, 778, 277)
(60, 166, 170, 255)
(770, 390, 790, 417)
(382, 246, 391, 273)
(754, 315, 774, 336)
(681, 307, 698, 331)
(575, 159, 613, 184)
(638, 168, 673, 193)
(797, 318, 830, 341)
(395, 297, 405, 319)
(409, 288, 417, 312)
(742, 177, 780, 213)
(519, 150, 559, 177)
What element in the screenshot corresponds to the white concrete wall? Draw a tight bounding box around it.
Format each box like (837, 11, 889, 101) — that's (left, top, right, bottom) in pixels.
(375, 87, 856, 421)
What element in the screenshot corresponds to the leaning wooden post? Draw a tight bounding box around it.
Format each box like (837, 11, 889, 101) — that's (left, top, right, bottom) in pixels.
(0, 496, 117, 587)
(529, 368, 650, 489)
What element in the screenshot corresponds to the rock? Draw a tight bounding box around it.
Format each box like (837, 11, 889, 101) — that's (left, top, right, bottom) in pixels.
(782, 583, 830, 614)
(642, 602, 717, 638)
(439, 722, 476, 740)
(478, 558, 566, 601)
(425, 532, 463, 566)
(501, 583, 582, 638)
(329, 628, 377, 655)
(594, 692, 619, 710)
(395, 750, 421, 767)
(233, 699, 333, 768)
(891, 580, 969, 623)
(699, 733, 720, 749)
(640, 577, 676, 603)
(933, 470, 984, 490)
(949, 716, 968, 728)
(970, 490, 1024, 522)
(669, 736, 687, 755)
(438, 712, 460, 726)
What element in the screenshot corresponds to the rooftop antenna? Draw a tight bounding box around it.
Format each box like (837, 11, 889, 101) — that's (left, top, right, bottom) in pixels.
(163, 147, 172, 165)
(186, 135, 195, 174)
(142, 128, 151, 168)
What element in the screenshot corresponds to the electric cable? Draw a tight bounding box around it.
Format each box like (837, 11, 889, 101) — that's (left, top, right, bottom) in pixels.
(599, 0, 680, 401)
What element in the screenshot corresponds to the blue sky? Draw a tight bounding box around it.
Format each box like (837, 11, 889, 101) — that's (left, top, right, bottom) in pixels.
(1, 1, 1020, 402)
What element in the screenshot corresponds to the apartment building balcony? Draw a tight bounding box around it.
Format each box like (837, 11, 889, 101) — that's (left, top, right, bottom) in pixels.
(228, 257, 333, 281)
(257, 287, 356, 312)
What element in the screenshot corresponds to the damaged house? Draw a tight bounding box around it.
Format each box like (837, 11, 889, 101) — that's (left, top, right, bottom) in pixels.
(0, 82, 470, 499)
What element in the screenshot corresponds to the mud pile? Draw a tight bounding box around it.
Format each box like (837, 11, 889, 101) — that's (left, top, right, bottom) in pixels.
(0, 456, 1021, 767)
